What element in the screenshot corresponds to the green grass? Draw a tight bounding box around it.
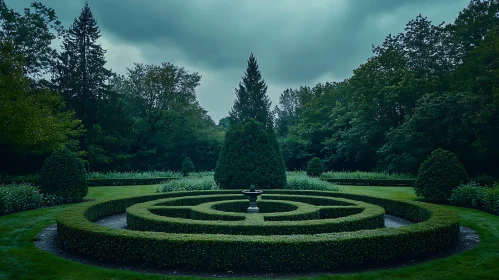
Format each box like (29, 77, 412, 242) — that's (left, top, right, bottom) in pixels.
(0, 184, 498, 279)
(321, 171, 415, 180)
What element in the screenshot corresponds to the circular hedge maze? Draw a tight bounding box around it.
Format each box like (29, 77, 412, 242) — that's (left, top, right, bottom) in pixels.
(57, 190, 460, 273)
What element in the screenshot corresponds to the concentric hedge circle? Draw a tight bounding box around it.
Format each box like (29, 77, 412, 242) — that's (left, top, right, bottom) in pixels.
(57, 190, 460, 272)
(125, 194, 385, 235)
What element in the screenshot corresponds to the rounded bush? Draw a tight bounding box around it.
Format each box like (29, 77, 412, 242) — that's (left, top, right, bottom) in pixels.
(57, 189, 460, 272)
(39, 149, 88, 202)
(306, 157, 324, 177)
(181, 157, 195, 177)
(214, 119, 286, 189)
(415, 148, 468, 202)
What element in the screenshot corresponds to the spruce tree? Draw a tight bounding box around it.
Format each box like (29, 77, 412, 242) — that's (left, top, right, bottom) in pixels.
(215, 54, 286, 189)
(229, 53, 272, 128)
(54, 2, 112, 128)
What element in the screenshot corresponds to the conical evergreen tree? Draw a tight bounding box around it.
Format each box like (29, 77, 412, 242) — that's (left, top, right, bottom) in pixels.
(54, 2, 112, 128)
(215, 54, 286, 189)
(229, 53, 272, 128)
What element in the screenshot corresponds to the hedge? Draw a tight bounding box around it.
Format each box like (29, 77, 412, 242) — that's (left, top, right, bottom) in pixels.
(126, 194, 384, 235)
(57, 190, 460, 272)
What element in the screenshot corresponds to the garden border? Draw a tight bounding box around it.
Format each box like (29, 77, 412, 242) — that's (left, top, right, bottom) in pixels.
(57, 189, 460, 272)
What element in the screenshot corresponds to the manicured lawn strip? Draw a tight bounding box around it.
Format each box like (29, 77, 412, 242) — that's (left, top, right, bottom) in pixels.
(0, 185, 497, 279)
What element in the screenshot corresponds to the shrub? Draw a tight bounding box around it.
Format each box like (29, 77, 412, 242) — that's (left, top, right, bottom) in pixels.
(0, 183, 43, 214)
(483, 183, 499, 215)
(306, 157, 324, 177)
(181, 157, 195, 177)
(415, 148, 468, 202)
(39, 149, 88, 202)
(450, 181, 487, 208)
(214, 119, 286, 189)
(156, 177, 218, 192)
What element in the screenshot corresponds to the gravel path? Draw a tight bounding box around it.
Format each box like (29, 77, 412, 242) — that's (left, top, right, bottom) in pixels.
(34, 213, 479, 278)
(93, 213, 415, 229)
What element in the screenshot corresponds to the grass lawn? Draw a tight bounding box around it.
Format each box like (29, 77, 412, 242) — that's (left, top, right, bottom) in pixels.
(1, 185, 498, 280)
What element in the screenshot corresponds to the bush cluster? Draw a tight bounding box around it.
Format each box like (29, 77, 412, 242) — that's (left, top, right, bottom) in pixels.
(450, 182, 499, 215)
(214, 119, 286, 189)
(57, 190, 459, 272)
(39, 149, 88, 202)
(415, 148, 468, 202)
(0, 183, 43, 214)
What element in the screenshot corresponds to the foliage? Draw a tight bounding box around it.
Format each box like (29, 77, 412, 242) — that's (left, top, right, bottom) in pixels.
(286, 172, 339, 191)
(0, 183, 43, 214)
(156, 177, 217, 192)
(39, 149, 88, 202)
(180, 157, 195, 177)
(53, 2, 113, 129)
(229, 53, 272, 128)
(0, 0, 64, 77)
(450, 181, 488, 209)
(306, 157, 324, 177)
(214, 120, 286, 189)
(450, 182, 499, 215)
(0, 42, 84, 155)
(415, 148, 469, 202)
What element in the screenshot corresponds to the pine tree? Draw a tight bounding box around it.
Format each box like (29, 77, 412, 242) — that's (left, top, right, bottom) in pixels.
(54, 2, 112, 128)
(229, 53, 272, 128)
(216, 54, 286, 189)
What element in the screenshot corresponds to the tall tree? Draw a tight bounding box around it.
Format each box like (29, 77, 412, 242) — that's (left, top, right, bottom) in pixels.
(0, 41, 83, 157)
(0, 0, 63, 78)
(54, 2, 113, 129)
(229, 53, 272, 127)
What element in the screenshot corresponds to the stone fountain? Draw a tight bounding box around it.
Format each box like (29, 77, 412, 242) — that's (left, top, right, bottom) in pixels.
(242, 185, 263, 213)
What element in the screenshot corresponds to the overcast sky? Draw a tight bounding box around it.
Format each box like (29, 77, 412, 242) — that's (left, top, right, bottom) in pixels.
(7, 0, 470, 122)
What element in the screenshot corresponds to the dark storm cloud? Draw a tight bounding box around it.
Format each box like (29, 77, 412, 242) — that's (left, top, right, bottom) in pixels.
(5, 0, 470, 120)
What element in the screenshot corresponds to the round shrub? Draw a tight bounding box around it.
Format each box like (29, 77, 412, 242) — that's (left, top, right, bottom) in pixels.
(181, 157, 195, 177)
(415, 148, 468, 202)
(39, 149, 88, 202)
(214, 119, 286, 189)
(0, 183, 43, 214)
(306, 157, 324, 177)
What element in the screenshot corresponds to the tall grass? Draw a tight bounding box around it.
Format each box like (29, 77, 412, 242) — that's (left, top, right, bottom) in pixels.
(286, 171, 340, 191)
(87, 170, 215, 180)
(87, 171, 181, 180)
(156, 176, 218, 192)
(321, 171, 415, 180)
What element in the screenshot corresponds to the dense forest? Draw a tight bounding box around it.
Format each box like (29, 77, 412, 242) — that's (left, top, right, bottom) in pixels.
(1, 0, 498, 178)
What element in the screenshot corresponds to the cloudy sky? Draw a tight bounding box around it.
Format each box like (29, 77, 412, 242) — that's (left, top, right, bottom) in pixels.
(7, 0, 470, 122)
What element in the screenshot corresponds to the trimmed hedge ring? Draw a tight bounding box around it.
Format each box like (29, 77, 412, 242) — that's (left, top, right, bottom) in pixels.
(126, 194, 385, 235)
(57, 190, 460, 272)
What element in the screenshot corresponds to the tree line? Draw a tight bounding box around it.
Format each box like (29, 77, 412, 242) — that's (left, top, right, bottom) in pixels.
(273, 0, 499, 178)
(0, 1, 223, 174)
(1, 0, 498, 178)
